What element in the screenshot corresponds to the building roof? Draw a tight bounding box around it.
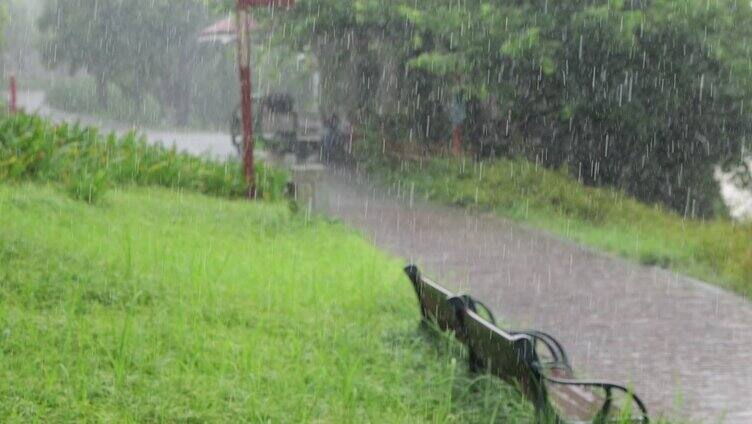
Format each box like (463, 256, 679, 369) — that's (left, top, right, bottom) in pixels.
(198, 16, 258, 45)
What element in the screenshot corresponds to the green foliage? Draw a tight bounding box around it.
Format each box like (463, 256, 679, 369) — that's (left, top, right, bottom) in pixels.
(281, 0, 752, 217)
(368, 155, 752, 298)
(0, 3, 7, 49)
(37, 2, 314, 130)
(0, 113, 286, 202)
(205, 0, 234, 13)
(46, 77, 165, 127)
(0, 184, 536, 421)
(1, 0, 43, 79)
(65, 161, 109, 204)
(37, 0, 215, 126)
(407, 52, 463, 76)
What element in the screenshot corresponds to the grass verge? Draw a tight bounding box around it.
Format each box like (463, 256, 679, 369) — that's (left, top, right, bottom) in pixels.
(364, 156, 752, 298)
(0, 184, 535, 422)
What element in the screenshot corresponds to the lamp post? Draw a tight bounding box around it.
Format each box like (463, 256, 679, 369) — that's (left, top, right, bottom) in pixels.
(235, 0, 295, 198)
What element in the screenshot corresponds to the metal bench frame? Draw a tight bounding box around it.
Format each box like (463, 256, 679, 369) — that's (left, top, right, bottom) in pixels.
(404, 265, 649, 424)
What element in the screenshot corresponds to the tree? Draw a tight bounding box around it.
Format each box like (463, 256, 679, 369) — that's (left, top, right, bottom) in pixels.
(39, 0, 121, 108)
(0, 3, 8, 57)
(2, 1, 42, 78)
(490, 0, 752, 216)
(38, 0, 211, 124)
(279, 0, 752, 217)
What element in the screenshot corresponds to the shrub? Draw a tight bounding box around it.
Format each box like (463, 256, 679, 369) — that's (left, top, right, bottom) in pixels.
(65, 165, 109, 204)
(0, 113, 286, 201)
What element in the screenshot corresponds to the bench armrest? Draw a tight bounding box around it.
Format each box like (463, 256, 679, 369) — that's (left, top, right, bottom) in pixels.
(540, 374, 650, 423)
(510, 329, 572, 373)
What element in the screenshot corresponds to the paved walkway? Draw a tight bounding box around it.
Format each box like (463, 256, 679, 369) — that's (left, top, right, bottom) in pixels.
(318, 170, 752, 423)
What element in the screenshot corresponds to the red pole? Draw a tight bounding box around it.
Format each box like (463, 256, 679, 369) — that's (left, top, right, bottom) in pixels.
(9, 75, 17, 114)
(236, 3, 256, 199)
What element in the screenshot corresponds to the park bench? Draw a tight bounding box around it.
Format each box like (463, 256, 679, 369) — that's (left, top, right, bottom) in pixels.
(404, 265, 650, 423)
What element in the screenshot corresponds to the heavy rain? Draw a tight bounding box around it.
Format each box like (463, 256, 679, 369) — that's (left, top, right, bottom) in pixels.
(1, 0, 751, 422)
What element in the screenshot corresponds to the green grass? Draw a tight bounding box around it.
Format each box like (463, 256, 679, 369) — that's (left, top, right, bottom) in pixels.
(366, 157, 752, 298)
(0, 184, 535, 422)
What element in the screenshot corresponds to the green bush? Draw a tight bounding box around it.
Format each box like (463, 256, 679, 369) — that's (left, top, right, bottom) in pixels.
(0, 112, 286, 202)
(65, 165, 109, 204)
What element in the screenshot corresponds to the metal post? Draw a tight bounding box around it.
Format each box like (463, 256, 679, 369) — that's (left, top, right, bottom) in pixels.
(236, 3, 256, 198)
(9, 75, 17, 114)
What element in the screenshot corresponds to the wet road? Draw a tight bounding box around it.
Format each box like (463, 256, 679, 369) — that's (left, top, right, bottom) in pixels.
(319, 171, 752, 423)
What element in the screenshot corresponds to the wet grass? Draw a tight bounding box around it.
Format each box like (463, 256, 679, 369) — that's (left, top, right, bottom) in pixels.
(0, 112, 286, 203)
(368, 157, 752, 299)
(0, 184, 536, 422)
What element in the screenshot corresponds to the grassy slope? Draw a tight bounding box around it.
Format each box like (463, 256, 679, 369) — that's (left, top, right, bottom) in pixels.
(0, 184, 533, 422)
(369, 157, 752, 298)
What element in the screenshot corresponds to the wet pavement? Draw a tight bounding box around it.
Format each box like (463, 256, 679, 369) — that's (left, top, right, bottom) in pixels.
(318, 170, 752, 423)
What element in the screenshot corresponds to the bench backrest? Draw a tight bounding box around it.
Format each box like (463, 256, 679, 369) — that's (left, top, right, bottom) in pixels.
(449, 296, 544, 405)
(403, 265, 650, 423)
(404, 265, 462, 333)
(405, 266, 544, 404)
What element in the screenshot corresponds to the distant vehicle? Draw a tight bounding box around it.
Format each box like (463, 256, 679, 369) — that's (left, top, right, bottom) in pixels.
(230, 93, 323, 160)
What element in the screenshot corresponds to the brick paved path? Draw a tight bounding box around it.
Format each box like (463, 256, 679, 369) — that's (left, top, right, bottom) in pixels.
(319, 170, 752, 423)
